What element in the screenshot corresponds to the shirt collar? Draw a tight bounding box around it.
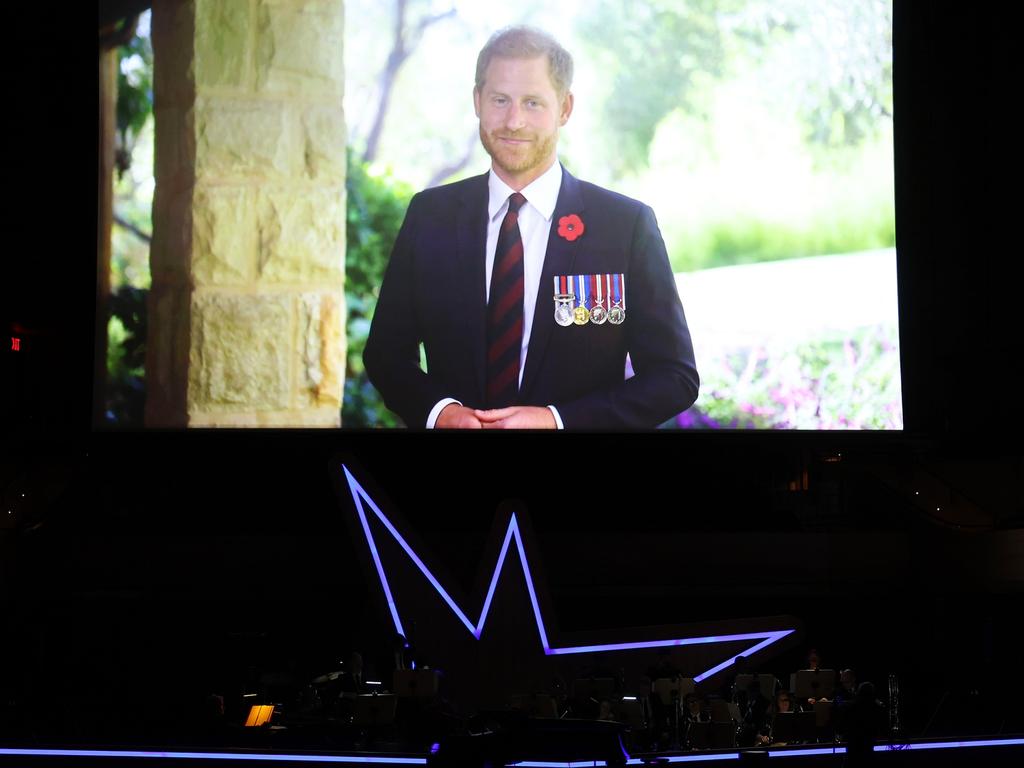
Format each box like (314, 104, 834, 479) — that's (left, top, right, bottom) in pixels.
(487, 160, 562, 222)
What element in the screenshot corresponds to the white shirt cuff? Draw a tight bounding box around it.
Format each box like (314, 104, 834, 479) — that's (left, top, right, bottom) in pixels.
(548, 405, 564, 430)
(427, 398, 461, 428)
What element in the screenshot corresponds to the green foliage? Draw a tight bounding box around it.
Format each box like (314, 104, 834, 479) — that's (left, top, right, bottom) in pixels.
(116, 18, 154, 174)
(789, 0, 893, 148)
(669, 205, 896, 272)
(105, 286, 148, 426)
(343, 150, 415, 427)
(674, 324, 902, 429)
(578, 0, 732, 176)
(576, 0, 891, 177)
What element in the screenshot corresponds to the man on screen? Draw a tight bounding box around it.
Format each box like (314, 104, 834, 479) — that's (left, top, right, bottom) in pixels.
(364, 26, 698, 429)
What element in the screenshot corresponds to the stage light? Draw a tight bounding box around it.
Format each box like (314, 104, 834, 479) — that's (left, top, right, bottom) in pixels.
(874, 738, 1024, 751)
(343, 465, 795, 683)
(0, 748, 428, 763)
(243, 704, 274, 727)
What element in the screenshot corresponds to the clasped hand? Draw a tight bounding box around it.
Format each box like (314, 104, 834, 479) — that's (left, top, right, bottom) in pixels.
(435, 404, 555, 429)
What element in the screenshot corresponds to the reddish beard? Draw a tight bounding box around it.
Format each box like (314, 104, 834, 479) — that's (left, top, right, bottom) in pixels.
(479, 125, 557, 179)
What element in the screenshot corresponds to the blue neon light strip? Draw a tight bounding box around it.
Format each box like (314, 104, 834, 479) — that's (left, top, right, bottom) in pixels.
(349, 472, 475, 636)
(343, 466, 793, 679)
(0, 749, 426, 764)
(512, 756, 741, 767)
(767, 746, 846, 757)
(4, 739, 1022, 765)
(475, 516, 518, 638)
(352, 485, 406, 638)
(874, 737, 1024, 751)
(512, 515, 553, 651)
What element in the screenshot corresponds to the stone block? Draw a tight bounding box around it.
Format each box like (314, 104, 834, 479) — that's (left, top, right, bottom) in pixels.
(301, 104, 346, 181)
(195, 0, 253, 90)
(189, 292, 293, 411)
(195, 97, 301, 181)
(192, 187, 257, 286)
(189, 406, 340, 427)
(255, 1, 344, 98)
(256, 187, 345, 284)
(299, 291, 346, 408)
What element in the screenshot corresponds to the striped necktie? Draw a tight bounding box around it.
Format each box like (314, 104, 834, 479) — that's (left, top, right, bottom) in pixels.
(486, 192, 527, 408)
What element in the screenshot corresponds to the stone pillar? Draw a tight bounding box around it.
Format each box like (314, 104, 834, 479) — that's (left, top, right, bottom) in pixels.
(147, 0, 346, 427)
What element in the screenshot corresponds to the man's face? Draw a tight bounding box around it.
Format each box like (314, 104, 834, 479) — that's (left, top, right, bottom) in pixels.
(474, 55, 573, 189)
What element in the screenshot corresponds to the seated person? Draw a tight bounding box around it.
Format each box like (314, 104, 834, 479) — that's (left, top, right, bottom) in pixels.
(757, 689, 797, 745)
(683, 692, 710, 723)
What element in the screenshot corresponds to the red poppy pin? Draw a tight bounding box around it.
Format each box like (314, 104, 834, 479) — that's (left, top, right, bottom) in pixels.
(557, 214, 585, 242)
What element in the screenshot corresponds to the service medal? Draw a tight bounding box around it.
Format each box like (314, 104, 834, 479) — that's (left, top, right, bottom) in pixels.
(572, 274, 590, 325)
(608, 273, 626, 325)
(590, 274, 608, 324)
(555, 302, 574, 326)
(553, 276, 575, 326)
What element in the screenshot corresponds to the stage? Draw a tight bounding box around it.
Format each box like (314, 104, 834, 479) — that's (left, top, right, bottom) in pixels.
(2, 737, 1023, 767)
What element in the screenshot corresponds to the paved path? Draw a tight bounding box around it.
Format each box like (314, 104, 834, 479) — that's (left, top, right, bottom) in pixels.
(675, 248, 899, 350)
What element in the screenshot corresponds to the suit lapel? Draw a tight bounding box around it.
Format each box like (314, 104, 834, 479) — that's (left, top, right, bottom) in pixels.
(520, 165, 585, 399)
(456, 173, 491, 405)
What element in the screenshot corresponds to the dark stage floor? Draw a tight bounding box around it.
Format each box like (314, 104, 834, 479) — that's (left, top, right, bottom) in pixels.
(2, 737, 1023, 767)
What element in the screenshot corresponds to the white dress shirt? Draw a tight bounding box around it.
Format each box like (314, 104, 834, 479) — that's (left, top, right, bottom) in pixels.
(426, 160, 564, 428)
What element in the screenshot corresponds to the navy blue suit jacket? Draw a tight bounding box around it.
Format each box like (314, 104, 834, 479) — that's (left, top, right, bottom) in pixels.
(363, 166, 699, 429)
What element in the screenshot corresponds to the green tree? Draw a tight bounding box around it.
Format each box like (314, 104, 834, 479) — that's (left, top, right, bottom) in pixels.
(577, 0, 735, 177)
(343, 150, 414, 427)
(577, 0, 892, 176)
(116, 22, 153, 179)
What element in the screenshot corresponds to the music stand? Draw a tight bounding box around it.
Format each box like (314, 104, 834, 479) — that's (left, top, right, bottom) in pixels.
(814, 700, 833, 728)
(710, 720, 736, 748)
(686, 720, 711, 750)
(771, 712, 797, 743)
(790, 669, 836, 701)
(770, 711, 817, 744)
(352, 693, 397, 727)
(797, 710, 817, 742)
(393, 668, 439, 698)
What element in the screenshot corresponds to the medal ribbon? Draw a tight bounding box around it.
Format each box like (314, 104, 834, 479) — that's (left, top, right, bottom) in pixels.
(575, 274, 587, 309)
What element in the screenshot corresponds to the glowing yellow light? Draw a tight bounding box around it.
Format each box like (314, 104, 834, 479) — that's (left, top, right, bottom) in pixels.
(244, 705, 274, 727)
